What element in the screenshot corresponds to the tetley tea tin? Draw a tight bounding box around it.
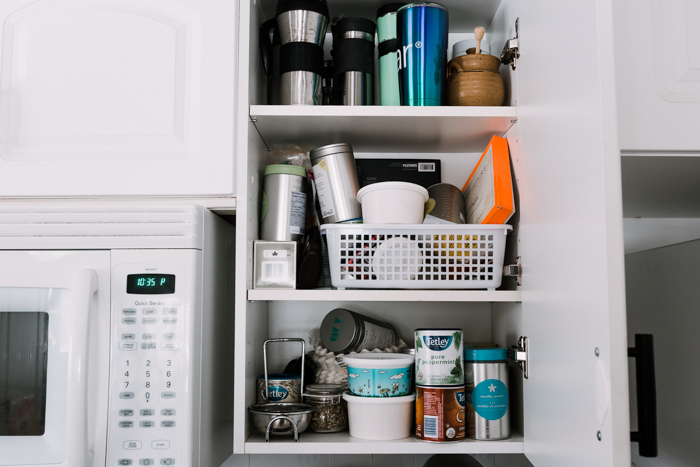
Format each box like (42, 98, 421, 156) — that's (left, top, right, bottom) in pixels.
(256, 373, 301, 403)
(415, 329, 464, 386)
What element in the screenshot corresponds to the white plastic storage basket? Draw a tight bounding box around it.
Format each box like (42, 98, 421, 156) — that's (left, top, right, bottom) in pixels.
(320, 224, 512, 290)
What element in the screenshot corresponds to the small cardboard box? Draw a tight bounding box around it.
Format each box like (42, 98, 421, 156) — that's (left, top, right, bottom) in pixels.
(253, 241, 297, 289)
(462, 136, 515, 224)
(355, 159, 441, 189)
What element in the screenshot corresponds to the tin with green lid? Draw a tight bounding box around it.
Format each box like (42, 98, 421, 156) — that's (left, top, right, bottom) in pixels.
(261, 164, 308, 242)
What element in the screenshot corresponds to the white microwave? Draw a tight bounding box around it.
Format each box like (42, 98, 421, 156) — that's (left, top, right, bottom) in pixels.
(0, 203, 235, 467)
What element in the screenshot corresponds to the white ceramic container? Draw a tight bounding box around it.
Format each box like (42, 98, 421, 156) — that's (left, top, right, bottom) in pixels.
(356, 182, 429, 224)
(343, 392, 416, 440)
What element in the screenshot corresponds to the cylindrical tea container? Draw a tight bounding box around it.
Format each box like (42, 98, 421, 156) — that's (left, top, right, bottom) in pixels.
(464, 347, 510, 440)
(415, 328, 464, 386)
(260, 164, 307, 242)
(256, 373, 301, 403)
(377, 3, 405, 105)
(303, 384, 348, 433)
(331, 18, 376, 105)
(310, 143, 363, 224)
(415, 385, 466, 442)
(320, 308, 397, 353)
(425, 183, 466, 224)
(396, 3, 449, 106)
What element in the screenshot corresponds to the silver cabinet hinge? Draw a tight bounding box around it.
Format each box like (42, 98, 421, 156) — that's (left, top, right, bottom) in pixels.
(500, 18, 520, 70)
(503, 256, 522, 286)
(509, 336, 528, 379)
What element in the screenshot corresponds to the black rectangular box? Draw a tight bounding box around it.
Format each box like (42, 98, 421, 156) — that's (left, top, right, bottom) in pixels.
(355, 159, 441, 189)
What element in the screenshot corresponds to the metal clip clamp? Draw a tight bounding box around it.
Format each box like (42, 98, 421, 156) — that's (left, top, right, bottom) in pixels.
(501, 18, 520, 70)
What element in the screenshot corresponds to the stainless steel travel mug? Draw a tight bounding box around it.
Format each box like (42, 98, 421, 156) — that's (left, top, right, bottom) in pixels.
(260, 164, 308, 242)
(310, 143, 362, 224)
(331, 18, 376, 105)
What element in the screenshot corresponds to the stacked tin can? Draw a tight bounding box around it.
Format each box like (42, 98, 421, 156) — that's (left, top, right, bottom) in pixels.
(464, 347, 511, 440)
(414, 328, 465, 442)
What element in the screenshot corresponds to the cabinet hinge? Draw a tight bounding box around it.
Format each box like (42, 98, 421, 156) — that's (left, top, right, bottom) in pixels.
(509, 336, 528, 379)
(503, 256, 522, 286)
(500, 18, 520, 70)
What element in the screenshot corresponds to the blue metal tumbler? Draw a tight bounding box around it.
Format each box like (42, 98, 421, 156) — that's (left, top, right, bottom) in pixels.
(396, 3, 448, 106)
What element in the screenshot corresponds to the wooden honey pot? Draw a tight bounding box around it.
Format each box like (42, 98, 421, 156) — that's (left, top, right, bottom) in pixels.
(447, 52, 505, 106)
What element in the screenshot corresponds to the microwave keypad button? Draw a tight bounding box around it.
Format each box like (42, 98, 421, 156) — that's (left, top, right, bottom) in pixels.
(163, 308, 178, 315)
(160, 342, 179, 351)
(139, 409, 155, 416)
(161, 391, 176, 399)
(118, 460, 133, 466)
(139, 460, 154, 466)
(119, 342, 137, 351)
(119, 421, 134, 428)
(160, 459, 175, 466)
(122, 317, 137, 325)
(142, 308, 157, 315)
(123, 441, 142, 450)
(142, 333, 156, 340)
(139, 421, 155, 428)
(141, 343, 157, 350)
(163, 333, 177, 340)
(162, 317, 177, 324)
(161, 408, 176, 416)
(152, 440, 170, 449)
(121, 333, 136, 340)
(119, 392, 135, 399)
(160, 421, 176, 428)
(142, 317, 157, 325)
(119, 409, 134, 416)
(122, 308, 136, 315)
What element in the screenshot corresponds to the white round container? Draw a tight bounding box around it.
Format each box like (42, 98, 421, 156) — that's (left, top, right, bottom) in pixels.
(344, 353, 414, 397)
(452, 38, 490, 58)
(343, 392, 415, 440)
(357, 182, 429, 224)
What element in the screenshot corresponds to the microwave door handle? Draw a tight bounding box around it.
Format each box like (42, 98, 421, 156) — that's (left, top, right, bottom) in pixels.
(66, 269, 98, 467)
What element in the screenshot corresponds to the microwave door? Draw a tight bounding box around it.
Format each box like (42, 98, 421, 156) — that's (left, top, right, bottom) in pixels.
(0, 251, 110, 467)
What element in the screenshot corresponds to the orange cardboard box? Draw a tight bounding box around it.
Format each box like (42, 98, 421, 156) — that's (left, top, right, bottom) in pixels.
(461, 136, 515, 224)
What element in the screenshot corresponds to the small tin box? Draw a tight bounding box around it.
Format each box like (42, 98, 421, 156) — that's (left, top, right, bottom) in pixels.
(253, 241, 296, 289)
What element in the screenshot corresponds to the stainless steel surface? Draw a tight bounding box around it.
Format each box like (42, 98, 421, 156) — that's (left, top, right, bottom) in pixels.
(508, 335, 528, 378)
(277, 10, 328, 45)
(500, 18, 520, 70)
(310, 145, 362, 223)
(427, 183, 466, 224)
(260, 172, 305, 242)
(281, 70, 323, 105)
(337, 30, 374, 41)
(264, 338, 306, 402)
(502, 256, 522, 287)
(334, 71, 374, 105)
(469, 362, 511, 440)
(266, 415, 298, 442)
(248, 403, 313, 438)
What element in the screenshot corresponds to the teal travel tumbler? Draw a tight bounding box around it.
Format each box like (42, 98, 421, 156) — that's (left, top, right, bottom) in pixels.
(377, 3, 405, 105)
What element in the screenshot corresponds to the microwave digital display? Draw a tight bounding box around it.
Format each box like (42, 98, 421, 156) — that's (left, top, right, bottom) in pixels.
(126, 274, 176, 294)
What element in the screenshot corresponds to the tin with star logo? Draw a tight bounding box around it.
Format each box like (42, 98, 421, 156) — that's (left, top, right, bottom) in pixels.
(465, 347, 510, 440)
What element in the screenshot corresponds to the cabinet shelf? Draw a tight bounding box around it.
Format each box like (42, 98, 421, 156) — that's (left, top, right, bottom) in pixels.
(244, 431, 524, 454)
(249, 106, 517, 153)
(247, 289, 521, 302)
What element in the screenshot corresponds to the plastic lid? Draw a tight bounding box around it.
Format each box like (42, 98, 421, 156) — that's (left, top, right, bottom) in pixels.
(401, 348, 415, 355)
(332, 17, 376, 35)
(343, 392, 416, 404)
(320, 308, 360, 353)
(305, 384, 346, 395)
(377, 3, 406, 18)
(276, 0, 329, 19)
(343, 353, 414, 368)
(264, 164, 307, 178)
(397, 3, 448, 14)
(464, 348, 508, 362)
(310, 143, 354, 161)
(257, 373, 301, 381)
(357, 182, 429, 203)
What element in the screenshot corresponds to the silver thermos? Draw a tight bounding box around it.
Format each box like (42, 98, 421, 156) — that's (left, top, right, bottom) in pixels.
(260, 0, 329, 105)
(331, 18, 376, 105)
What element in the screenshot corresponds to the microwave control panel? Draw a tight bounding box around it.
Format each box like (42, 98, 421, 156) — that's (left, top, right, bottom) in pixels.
(107, 264, 189, 467)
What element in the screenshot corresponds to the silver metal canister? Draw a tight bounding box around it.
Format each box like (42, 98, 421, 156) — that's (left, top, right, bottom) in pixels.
(425, 183, 466, 224)
(320, 308, 396, 353)
(310, 144, 362, 224)
(465, 348, 510, 440)
(260, 164, 308, 242)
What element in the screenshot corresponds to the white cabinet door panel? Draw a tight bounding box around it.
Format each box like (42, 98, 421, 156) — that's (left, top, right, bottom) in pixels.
(517, 0, 630, 465)
(0, 0, 236, 197)
(615, 0, 700, 151)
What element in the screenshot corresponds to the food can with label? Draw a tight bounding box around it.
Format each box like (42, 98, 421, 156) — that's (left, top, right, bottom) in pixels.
(256, 373, 301, 404)
(310, 143, 363, 224)
(260, 164, 307, 242)
(415, 385, 466, 442)
(424, 183, 466, 224)
(415, 329, 464, 386)
(320, 308, 397, 353)
(465, 347, 510, 440)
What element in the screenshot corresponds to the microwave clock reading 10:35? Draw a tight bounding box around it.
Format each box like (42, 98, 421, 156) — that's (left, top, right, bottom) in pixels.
(126, 274, 176, 294)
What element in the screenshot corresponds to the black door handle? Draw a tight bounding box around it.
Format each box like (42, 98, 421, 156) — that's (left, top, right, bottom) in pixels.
(628, 334, 658, 457)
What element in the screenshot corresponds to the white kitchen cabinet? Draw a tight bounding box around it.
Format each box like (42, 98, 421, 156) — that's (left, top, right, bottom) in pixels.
(234, 0, 630, 466)
(0, 0, 237, 198)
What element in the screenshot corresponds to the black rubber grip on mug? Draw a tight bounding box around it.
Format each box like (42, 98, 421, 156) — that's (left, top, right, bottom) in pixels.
(331, 38, 375, 75)
(276, 0, 329, 18)
(378, 39, 398, 58)
(279, 42, 325, 75)
(332, 17, 376, 35)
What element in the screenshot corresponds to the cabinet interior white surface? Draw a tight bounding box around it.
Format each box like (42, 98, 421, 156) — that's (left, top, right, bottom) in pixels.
(235, 0, 630, 464)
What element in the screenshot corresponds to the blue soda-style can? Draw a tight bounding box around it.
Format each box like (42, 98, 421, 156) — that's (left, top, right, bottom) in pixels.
(396, 3, 449, 106)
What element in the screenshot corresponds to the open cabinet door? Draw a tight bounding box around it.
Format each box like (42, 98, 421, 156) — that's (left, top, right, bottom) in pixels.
(515, 1, 630, 465)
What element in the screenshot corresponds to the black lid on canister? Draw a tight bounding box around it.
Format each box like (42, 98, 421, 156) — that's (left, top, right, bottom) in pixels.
(320, 308, 361, 353)
(377, 3, 406, 18)
(332, 17, 376, 36)
(276, 0, 329, 19)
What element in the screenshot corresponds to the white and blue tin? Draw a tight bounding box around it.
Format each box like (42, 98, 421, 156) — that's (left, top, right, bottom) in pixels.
(256, 373, 301, 403)
(415, 328, 464, 386)
(464, 347, 510, 440)
(344, 353, 414, 397)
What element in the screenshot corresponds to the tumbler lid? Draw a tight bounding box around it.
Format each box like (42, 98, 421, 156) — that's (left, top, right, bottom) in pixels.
(377, 3, 406, 19)
(464, 347, 508, 362)
(264, 164, 307, 178)
(276, 0, 329, 19)
(320, 308, 361, 353)
(332, 17, 376, 36)
(397, 2, 448, 13)
(310, 143, 354, 161)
